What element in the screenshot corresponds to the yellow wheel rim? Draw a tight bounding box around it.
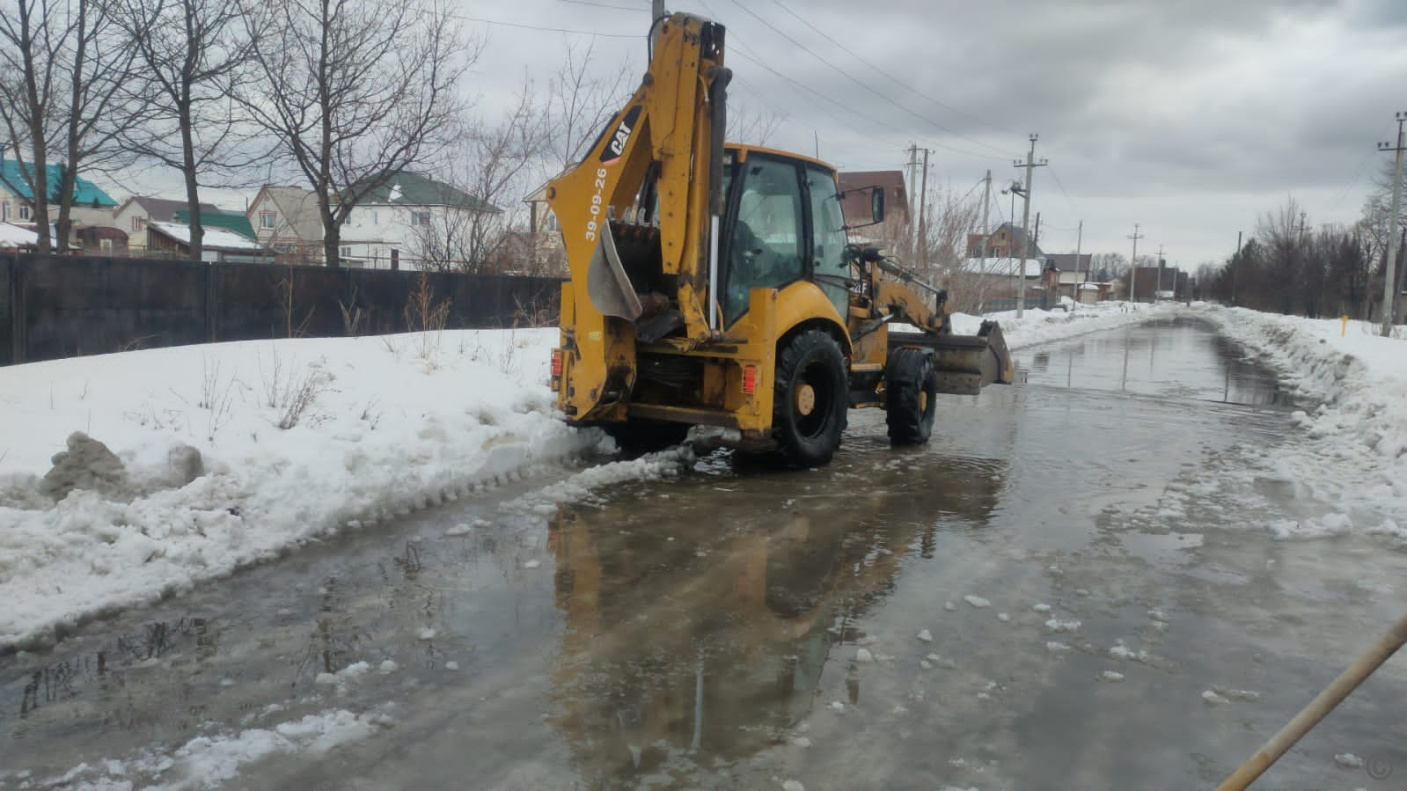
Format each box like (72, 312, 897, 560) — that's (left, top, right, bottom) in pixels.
(796, 383, 817, 416)
(919, 391, 929, 413)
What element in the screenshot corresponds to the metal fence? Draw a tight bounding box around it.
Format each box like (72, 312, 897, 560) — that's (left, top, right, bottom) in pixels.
(1, 254, 563, 366)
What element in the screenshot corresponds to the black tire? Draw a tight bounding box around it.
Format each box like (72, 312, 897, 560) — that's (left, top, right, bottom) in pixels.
(885, 348, 938, 446)
(773, 329, 848, 468)
(602, 420, 691, 454)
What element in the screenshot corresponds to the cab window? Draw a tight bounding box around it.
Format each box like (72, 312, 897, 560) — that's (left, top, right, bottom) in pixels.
(724, 156, 804, 326)
(806, 167, 851, 319)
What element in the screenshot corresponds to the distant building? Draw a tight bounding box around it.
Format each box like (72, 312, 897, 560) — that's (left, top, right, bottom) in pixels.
(146, 221, 270, 264)
(966, 222, 1043, 260)
(837, 170, 909, 251)
(247, 185, 324, 264)
(0, 156, 118, 230)
(339, 171, 501, 270)
(111, 196, 223, 254)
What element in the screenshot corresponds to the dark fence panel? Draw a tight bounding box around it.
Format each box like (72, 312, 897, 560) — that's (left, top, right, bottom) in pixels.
(0, 256, 13, 366)
(5, 254, 564, 366)
(23, 256, 207, 360)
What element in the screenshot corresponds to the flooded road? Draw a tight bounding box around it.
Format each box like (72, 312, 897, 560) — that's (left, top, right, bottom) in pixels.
(5, 315, 1407, 790)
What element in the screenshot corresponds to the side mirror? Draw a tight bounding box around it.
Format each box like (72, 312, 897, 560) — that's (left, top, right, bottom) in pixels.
(870, 187, 884, 224)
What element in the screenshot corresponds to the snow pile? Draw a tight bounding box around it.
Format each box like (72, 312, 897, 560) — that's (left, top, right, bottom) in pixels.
(0, 329, 599, 649)
(1195, 305, 1407, 541)
(39, 708, 390, 790)
(949, 300, 1177, 351)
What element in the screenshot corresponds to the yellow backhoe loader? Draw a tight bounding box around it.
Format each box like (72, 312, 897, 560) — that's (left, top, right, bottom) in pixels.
(547, 11, 1015, 467)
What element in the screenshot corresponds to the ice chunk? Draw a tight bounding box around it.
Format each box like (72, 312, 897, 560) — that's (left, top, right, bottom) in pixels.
(377, 660, 398, 675)
(445, 661, 460, 671)
(418, 628, 436, 640)
(856, 648, 874, 663)
(829, 701, 845, 712)
(997, 613, 1010, 623)
(1100, 671, 1125, 683)
(1045, 618, 1081, 633)
(1333, 753, 1364, 768)
(1201, 690, 1229, 705)
(315, 673, 337, 686)
(782, 781, 805, 791)
(1045, 641, 1071, 653)
(944, 601, 957, 612)
(917, 629, 933, 643)
(963, 595, 991, 609)
(523, 559, 541, 569)
(445, 523, 473, 536)
(1032, 603, 1052, 613)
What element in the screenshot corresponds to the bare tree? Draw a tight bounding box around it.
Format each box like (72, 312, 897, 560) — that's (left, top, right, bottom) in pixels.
(0, 0, 134, 252)
(543, 40, 631, 172)
(236, 0, 472, 268)
(115, 0, 258, 261)
(413, 85, 546, 274)
(727, 102, 786, 147)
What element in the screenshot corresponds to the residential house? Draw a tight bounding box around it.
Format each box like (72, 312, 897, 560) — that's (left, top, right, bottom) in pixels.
(339, 172, 501, 270)
(112, 196, 222, 255)
(953, 256, 1057, 310)
(1124, 265, 1187, 301)
(147, 221, 270, 264)
(966, 222, 1043, 260)
(522, 184, 566, 276)
(75, 226, 130, 256)
(174, 209, 259, 242)
(0, 222, 38, 251)
(837, 170, 910, 250)
(247, 185, 324, 265)
(0, 156, 118, 232)
(1045, 252, 1093, 301)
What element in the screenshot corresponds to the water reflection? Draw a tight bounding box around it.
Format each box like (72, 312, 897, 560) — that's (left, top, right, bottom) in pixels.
(545, 451, 1007, 786)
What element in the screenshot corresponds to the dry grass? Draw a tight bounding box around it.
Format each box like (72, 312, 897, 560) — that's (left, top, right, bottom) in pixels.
(405, 273, 451, 360)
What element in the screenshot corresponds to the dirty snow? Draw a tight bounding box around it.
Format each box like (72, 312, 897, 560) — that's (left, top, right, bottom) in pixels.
(1195, 305, 1407, 543)
(0, 329, 602, 649)
(38, 708, 391, 790)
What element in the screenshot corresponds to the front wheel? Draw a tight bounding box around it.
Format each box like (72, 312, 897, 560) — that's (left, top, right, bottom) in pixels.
(885, 348, 938, 445)
(773, 329, 848, 468)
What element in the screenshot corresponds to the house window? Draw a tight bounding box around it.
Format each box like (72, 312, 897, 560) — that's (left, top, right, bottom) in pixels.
(100, 239, 113, 254)
(372, 211, 378, 226)
(340, 246, 352, 256)
(131, 216, 144, 232)
(410, 211, 431, 227)
(19, 204, 31, 221)
(260, 211, 276, 229)
(1, 202, 7, 221)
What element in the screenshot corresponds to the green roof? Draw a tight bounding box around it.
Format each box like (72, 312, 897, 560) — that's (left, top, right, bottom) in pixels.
(0, 160, 117, 207)
(174, 210, 257, 240)
(348, 171, 500, 212)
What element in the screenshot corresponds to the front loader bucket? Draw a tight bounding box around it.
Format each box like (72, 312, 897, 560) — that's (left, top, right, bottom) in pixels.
(889, 320, 1016, 396)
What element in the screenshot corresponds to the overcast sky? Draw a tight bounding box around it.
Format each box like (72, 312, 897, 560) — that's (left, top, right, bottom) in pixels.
(142, 0, 1407, 269)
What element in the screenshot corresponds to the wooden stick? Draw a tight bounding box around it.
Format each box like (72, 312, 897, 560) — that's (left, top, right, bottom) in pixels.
(1217, 611, 1407, 791)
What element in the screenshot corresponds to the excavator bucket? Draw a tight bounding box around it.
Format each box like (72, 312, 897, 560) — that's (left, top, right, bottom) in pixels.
(585, 223, 643, 321)
(889, 320, 1016, 396)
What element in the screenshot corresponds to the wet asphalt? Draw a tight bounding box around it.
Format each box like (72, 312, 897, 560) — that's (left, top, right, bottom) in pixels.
(4, 315, 1407, 790)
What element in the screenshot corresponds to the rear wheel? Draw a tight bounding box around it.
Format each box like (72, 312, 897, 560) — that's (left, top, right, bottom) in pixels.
(773, 329, 848, 468)
(601, 420, 691, 454)
(885, 348, 938, 445)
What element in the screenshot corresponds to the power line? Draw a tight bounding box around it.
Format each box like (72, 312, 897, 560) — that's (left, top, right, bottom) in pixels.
(725, 0, 1005, 161)
(771, 0, 1010, 141)
(451, 12, 639, 39)
(1045, 163, 1080, 217)
(554, 0, 643, 9)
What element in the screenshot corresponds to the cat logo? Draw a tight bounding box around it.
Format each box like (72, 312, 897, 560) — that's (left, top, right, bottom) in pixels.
(599, 105, 643, 165)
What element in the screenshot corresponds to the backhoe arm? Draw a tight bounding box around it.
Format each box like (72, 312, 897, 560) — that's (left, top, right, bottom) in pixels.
(546, 13, 729, 421)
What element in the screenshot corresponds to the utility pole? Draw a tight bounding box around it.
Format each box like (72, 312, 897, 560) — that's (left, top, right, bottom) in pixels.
(1294, 211, 1309, 240)
(1156, 243, 1165, 295)
(1013, 134, 1048, 318)
(1073, 219, 1084, 303)
(1128, 223, 1144, 305)
(978, 169, 992, 295)
(917, 147, 930, 270)
(905, 144, 920, 261)
(650, 0, 666, 47)
(1378, 112, 1406, 336)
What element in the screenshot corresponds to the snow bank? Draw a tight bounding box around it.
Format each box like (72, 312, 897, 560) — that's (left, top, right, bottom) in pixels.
(1195, 305, 1407, 541)
(948, 300, 1177, 351)
(0, 329, 597, 649)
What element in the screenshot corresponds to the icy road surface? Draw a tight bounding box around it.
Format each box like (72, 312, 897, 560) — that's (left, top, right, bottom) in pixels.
(4, 316, 1407, 790)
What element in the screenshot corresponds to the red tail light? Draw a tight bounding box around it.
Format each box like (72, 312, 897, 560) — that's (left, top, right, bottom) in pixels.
(551, 349, 563, 378)
(742, 365, 757, 395)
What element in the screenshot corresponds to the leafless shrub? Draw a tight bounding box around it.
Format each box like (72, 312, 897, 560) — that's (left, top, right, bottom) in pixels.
(276, 369, 323, 430)
(338, 285, 368, 336)
(198, 356, 236, 439)
(405, 273, 451, 359)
